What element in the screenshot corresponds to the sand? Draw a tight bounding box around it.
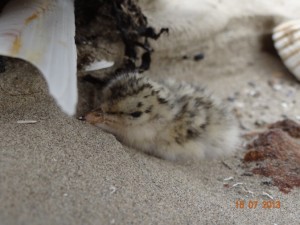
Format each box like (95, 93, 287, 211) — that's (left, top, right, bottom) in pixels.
(1, 0, 300, 224)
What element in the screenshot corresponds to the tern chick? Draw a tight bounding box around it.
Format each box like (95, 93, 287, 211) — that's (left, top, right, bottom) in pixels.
(84, 73, 239, 161)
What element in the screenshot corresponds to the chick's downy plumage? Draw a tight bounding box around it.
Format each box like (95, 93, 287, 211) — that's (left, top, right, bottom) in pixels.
(85, 73, 239, 161)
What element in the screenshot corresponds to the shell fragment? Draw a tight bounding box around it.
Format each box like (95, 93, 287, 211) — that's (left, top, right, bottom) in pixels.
(0, 0, 77, 115)
(84, 60, 114, 72)
(273, 20, 300, 81)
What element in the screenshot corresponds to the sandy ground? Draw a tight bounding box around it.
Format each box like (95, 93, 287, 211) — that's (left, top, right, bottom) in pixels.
(1, 0, 300, 224)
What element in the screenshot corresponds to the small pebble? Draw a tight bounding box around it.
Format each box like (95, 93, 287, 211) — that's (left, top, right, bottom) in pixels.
(239, 122, 248, 131)
(247, 81, 256, 87)
(235, 102, 245, 108)
(261, 181, 272, 186)
(254, 120, 266, 127)
(272, 84, 282, 91)
(268, 79, 275, 86)
(241, 172, 253, 176)
(193, 53, 204, 61)
(234, 91, 240, 97)
(281, 102, 288, 109)
(227, 96, 235, 102)
(247, 90, 260, 97)
(286, 90, 294, 97)
(182, 55, 188, 60)
(233, 108, 242, 118)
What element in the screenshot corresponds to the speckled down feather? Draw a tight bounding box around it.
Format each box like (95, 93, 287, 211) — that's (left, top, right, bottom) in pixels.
(85, 73, 239, 161)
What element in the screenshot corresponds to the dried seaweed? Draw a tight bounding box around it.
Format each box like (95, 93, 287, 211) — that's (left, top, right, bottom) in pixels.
(0, 0, 10, 13)
(0, 57, 5, 73)
(75, 0, 168, 78)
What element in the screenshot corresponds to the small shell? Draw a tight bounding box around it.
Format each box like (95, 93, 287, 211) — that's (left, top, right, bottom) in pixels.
(273, 20, 300, 80)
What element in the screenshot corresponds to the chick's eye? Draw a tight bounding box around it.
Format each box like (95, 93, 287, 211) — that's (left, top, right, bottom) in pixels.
(130, 111, 142, 118)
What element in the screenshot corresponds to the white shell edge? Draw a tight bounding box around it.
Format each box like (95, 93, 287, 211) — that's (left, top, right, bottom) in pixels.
(0, 0, 77, 115)
(273, 19, 300, 81)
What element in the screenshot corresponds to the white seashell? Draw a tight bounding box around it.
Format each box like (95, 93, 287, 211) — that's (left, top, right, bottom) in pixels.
(0, 0, 77, 115)
(84, 60, 114, 72)
(273, 19, 300, 81)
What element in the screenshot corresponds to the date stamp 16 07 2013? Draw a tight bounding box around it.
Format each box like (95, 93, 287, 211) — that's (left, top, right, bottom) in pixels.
(233, 200, 281, 209)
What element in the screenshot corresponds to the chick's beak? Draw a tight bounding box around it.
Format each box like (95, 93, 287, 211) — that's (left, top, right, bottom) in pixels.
(84, 111, 105, 125)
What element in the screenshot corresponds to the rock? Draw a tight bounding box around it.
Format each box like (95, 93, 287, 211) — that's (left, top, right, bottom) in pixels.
(268, 119, 300, 138)
(244, 120, 300, 193)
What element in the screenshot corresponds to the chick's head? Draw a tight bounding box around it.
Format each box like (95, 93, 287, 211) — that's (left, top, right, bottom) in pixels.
(85, 73, 174, 134)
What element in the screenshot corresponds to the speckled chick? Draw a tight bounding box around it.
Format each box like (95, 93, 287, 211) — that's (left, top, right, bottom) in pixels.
(84, 73, 239, 161)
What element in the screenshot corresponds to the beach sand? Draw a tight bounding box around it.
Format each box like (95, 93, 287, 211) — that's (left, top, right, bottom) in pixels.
(1, 0, 300, 224)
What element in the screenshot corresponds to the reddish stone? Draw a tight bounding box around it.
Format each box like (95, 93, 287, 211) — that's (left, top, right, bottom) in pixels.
(268, 119, 300, 138)
(244, 119, 300, 193)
